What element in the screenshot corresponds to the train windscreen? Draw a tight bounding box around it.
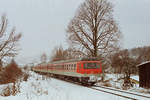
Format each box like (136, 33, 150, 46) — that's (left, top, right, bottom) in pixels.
(83, 63, 100, 69)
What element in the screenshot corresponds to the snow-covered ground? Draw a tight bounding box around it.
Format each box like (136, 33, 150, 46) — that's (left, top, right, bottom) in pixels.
(97, 74, 150, 95)
(0, 72, 150, 100)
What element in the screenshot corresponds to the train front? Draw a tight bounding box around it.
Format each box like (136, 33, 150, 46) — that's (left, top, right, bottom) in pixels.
(77, 60, 102, 85)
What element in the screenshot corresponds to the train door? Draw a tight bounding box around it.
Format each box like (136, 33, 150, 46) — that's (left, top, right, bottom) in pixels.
(77, 62, 83, 73)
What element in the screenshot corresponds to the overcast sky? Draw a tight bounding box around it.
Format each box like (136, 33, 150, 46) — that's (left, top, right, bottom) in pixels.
(0, 0, 150, 65)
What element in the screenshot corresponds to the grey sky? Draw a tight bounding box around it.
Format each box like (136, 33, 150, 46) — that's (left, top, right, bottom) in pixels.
(0, 0, 150, 65)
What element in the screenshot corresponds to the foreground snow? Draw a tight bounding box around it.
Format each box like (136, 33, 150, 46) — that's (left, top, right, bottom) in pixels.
(0, 72, 133, 100)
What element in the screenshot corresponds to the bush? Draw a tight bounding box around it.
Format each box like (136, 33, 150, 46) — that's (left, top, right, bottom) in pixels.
(0, 59, 23, 84)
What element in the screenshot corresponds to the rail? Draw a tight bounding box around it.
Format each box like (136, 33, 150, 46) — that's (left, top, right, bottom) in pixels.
(92, 85, 150, 100)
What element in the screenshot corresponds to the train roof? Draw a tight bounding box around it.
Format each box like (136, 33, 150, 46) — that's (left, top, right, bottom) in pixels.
(49, 57, 100, 64)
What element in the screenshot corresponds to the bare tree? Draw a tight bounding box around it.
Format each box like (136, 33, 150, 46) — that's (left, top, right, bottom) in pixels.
(50, 46, 66, 62)
(50, 45, 86, 62)
(111, 49, 136, 73)
(67, 0, 121, 57)
(111, 49, 136, 88)
(0, 15, 21, 65)
(64, 48, 85, 59)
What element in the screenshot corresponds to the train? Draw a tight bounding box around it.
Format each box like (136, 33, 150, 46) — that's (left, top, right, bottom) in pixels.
(32, 57, 102, 85)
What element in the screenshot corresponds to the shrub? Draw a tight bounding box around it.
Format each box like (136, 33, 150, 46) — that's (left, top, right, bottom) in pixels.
(0, 59, 23, 84)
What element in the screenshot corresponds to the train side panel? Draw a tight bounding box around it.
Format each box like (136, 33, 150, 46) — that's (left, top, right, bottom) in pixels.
(32, 60, 102, 78)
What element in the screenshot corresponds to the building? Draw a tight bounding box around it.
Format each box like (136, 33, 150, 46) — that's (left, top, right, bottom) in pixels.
(137, 61, 150, 88)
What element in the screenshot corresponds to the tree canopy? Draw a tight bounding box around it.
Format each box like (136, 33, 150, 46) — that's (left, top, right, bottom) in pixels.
(67, 0, 121, 57)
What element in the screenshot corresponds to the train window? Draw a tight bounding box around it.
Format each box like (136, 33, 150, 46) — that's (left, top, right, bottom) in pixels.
(70, 64, 72, 70)
(84, 63, 100, 69)
(70, 64, 71, 70)
(72, 65, 74, 70)
(72, 64, 73, 70)
(74, 65, 76, 70)
(74, 64, 76, 69)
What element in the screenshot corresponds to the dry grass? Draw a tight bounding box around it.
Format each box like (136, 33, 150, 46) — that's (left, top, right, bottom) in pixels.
(0, 82, 20, 96)
(23, 73, 29, 81)
(103, 82, 112, 87)
(1, 86, 11, 96)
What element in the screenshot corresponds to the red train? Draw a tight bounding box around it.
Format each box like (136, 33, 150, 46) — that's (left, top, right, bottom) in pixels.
(32, 57, 102, 85)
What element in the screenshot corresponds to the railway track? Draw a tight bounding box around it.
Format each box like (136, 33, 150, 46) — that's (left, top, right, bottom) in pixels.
(34, 71, 150, 100)
(54, 77, 138, 100)
(89, 87, 136, 100)
(91, 85, 150, 100)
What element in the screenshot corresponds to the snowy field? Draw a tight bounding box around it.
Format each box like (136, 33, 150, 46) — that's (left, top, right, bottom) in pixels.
(0, 71, 150, 100)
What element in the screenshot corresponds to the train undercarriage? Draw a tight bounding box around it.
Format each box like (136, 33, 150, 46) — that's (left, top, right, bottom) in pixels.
(34, 71, 97, 86)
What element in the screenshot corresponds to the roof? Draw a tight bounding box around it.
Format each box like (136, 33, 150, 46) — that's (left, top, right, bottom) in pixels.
(49, 57, 100, 64)
(50, 59, 81, 64)
(136, 61, 150, 67)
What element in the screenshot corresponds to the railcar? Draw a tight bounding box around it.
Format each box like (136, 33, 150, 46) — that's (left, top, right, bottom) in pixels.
(32, 58, 102, 85)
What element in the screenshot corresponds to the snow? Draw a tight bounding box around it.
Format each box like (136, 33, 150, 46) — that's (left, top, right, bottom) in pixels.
(136, 61, 150, 67)
(131, 76, 139, 81)
(96, 74, 150, 97)
(0, 71, 150, 100)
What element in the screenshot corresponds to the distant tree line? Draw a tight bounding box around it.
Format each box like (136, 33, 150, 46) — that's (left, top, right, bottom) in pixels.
(111, 46, 150, 75)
